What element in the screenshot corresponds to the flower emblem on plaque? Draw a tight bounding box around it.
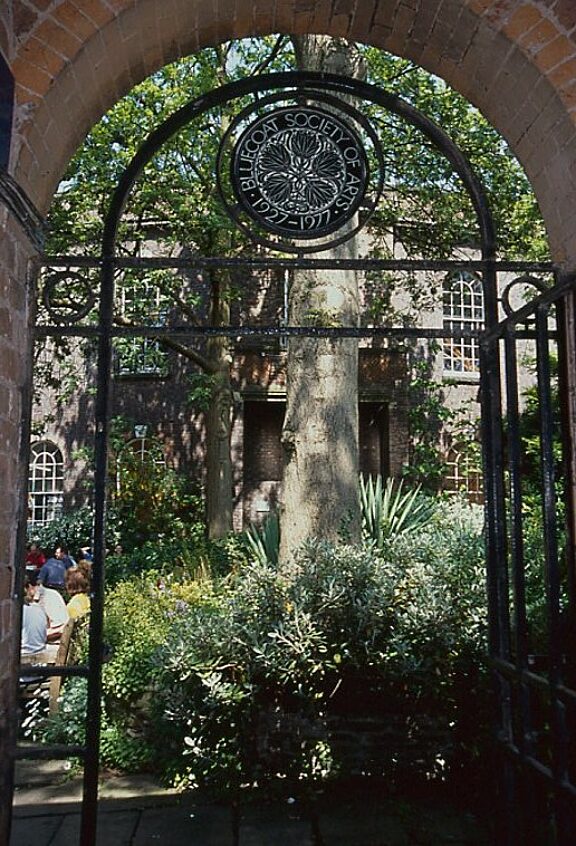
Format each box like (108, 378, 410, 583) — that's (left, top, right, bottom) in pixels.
(231, 106, 369, 239)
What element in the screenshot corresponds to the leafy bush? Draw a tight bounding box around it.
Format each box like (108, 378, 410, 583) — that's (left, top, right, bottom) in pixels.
(156, 552, 352, 791)
(45, 497, 492, 795)
(156, 501, 490, 793)
(109, 444, 207, 553)
(104, 526, 239, 587)
(44, 573, 218, 774)
(381, 497, 487, 692)
(28, 506, 95, 556)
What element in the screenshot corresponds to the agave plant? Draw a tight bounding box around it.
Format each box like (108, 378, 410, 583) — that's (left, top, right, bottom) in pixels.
(244, 512, 280, 566)
(360, 474, 435, 549)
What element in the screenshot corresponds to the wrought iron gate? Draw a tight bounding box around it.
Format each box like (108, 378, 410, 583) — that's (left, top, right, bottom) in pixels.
(480, 273, 576, 844)
(14, 71, 576, 845)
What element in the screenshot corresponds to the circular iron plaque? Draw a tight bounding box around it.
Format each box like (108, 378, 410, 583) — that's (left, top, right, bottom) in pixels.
(231, 106, 369, 239)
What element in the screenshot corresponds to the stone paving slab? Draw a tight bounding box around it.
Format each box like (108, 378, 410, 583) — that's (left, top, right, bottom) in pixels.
(317, 800, 410, 846)
(238, 801, 314, 845)
(10, 765, 492, 846)
(11, 810, 141, 846)
(11, 798, 492, 846)
(10, 815, 62, 846)
(132, 804, 233, 845)
(51, 810, 140, 846)
(12, 778, 84, 814)
(13, 770, 180, 818)
(317, 795, 490, 846)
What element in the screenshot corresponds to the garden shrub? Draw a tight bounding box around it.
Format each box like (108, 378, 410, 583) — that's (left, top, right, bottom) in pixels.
(154, 501, 491, 795)
(146, 545, 394, 791)
(45, 497, 494, 798)
(28, 506, 95, 556)
(44, 572, 218, 774)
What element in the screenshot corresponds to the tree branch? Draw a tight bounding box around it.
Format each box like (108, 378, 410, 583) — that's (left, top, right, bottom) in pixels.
(113, 314, 216, 373)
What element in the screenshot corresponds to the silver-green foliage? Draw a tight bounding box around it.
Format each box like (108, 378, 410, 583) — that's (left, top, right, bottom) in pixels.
(359, 474, 436, 549)
(45, 498, 488, 789)
(157, 498, 488, 790)
(381, 497, 487, 681)
(244, 512, 280, 566)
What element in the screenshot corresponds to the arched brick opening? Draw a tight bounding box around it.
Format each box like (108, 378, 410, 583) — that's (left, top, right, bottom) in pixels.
(3, 1, 576, 261)
(3, 0, 576, 838)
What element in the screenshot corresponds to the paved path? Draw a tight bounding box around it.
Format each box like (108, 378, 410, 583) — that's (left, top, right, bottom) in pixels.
(11, 761, 491, 845)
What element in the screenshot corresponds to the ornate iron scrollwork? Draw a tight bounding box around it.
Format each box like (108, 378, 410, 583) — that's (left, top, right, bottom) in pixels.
(501, 274, 548, 317)
(42, 270, 97, 323)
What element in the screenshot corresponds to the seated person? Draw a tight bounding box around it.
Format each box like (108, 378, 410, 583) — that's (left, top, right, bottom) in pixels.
(56, 544, 77, 569)
(25, 541, 46, 571)
(25, 573, 70, 641)
(21, 598, 48, 656)
(76, 559, 93, 586)
(65, 568, 91, 619)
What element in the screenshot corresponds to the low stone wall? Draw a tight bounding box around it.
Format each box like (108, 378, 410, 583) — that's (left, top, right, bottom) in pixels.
(252, 696, 455, 783)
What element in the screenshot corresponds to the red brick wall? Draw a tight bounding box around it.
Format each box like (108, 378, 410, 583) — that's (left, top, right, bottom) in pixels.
(2, 2, 576, 265)
(0, 212, 34, 840)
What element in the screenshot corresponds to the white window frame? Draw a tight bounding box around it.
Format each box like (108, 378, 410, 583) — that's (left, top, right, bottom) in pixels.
(115, 282, 169, 377)
(28, 441, 64, 525)
(442, 271, 484, 375)
(445, 445, 483, 502)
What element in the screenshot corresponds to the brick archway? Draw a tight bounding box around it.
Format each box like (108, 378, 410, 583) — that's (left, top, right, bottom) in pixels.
(2, 1, 576, 260)
(3, 0, 576, 839)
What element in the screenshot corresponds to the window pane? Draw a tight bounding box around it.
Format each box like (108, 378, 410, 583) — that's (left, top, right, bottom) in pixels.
(28, 442, 64, 526)
(442, 271, 484, 374)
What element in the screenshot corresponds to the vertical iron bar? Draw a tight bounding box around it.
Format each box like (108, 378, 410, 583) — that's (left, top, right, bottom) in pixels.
(480, 254, 516, 843)
(504, 327, 541, 842)
(480, 332, 516, 845)
(480, 334, 511, 655)
(555, 279, 576, 644)
(504, 331, 530, 669)
(79, 255, 115, 845)
(535, 304, 570, 843)
(554, 280, 576, 834)
(481, 256, 510, 661)
(503, 330, 533, 730)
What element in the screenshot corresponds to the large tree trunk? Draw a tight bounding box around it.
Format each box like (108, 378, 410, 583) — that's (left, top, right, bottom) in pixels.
(280, 240, 361, 557)
(279, 36, 365, 563)
(205, 273, 233, 539)
(205, 344, 233, 539)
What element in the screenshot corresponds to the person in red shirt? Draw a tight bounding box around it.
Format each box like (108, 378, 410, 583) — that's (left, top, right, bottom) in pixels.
(25, 542, 46, 571)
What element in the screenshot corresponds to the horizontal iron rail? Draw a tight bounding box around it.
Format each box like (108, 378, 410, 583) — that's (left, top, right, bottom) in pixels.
(19, 664, 89, 679)
(15, 745, 85, 761)
(34, 324, 553, 341)
(502, 742, 576, 798)
(39, 255, 556, 273)
(490, 656, 576, 704)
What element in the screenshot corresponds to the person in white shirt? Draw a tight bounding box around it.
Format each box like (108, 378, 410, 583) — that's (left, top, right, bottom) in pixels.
(24, 574, 70, 641)
(21, 602, 48, 655)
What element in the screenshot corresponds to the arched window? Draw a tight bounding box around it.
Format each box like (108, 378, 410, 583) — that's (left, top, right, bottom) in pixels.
(28, 441, 64, 525)
(115, 436, 166, 495)
(442, 271, 484, 374)
(444, 445, 483, 503)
